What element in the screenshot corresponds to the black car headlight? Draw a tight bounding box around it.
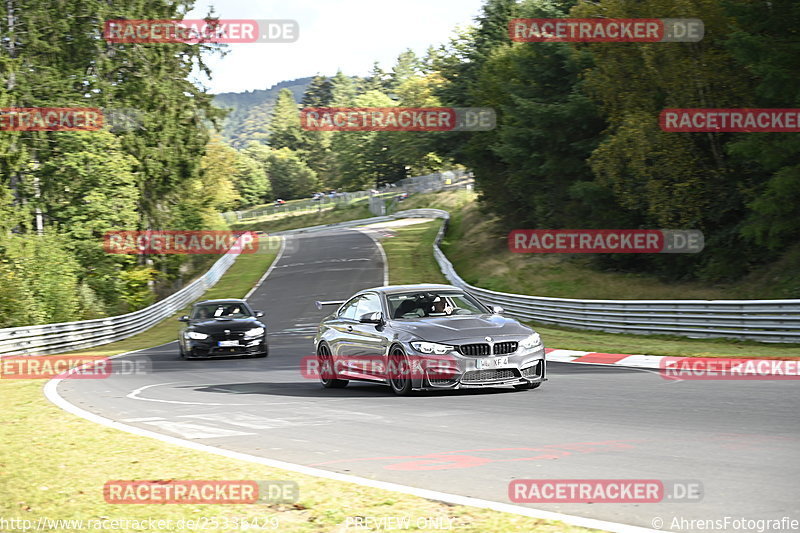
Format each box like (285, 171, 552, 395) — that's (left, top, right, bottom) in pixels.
(185, 331, 209, 340)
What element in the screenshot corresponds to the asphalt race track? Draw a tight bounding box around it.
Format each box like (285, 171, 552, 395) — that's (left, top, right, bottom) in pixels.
(56, 228, 800, 532)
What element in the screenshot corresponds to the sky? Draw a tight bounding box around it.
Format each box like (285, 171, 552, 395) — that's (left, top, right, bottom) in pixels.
(185, 0, 486, 95)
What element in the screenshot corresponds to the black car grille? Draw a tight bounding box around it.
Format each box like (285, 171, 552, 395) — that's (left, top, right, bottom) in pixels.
(457, 342, 518, 356)
(209, 331, 246, 341)
(493, 341, 518, 355)
(458, 343, 490, 356)
(462, 368, 519, 382)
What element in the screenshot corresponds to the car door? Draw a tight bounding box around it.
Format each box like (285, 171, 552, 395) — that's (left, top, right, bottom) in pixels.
(349, 292, 390, 379)
(329, 296, 362, 358)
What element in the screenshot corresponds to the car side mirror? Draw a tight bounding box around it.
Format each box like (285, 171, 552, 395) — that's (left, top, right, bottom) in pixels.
(359, 311, 383, 325)
(178, 315, 190, 322)
(254, 311, 264, 318)
(491, 306, 504, 314)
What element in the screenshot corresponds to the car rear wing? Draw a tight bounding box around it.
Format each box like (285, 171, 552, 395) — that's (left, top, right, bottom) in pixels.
(315, 300, 345, 311)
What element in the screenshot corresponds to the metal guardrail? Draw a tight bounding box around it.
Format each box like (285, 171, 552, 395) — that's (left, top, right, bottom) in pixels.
(0, 242, 244, 357)
(3, 207, 798, 356)
(220, 170, 470, 224)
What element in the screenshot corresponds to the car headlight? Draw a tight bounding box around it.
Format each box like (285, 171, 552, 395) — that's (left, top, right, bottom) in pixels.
(411, 341, 454, 355)
(186, 331, 209, 340)
(244, 327, 265, 338)
(520, 333, 542, 350)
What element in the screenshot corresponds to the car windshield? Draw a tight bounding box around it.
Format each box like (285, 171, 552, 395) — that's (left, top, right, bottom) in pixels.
(191, 303, 252, 319)
(386, 291, 489, 319)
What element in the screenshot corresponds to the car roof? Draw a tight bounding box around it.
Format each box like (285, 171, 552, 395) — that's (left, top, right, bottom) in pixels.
(357, 284, 463, 295)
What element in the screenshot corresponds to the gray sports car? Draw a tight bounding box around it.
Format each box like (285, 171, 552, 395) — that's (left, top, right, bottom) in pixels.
(313, 284, 546, 395)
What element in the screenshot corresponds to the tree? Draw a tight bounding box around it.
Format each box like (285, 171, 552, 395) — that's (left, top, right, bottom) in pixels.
(361, 62, 390, 93)
(232, 150, 272, 207)
(723, 0, 800, 250)
(268, 88, 306, 152)
(330, 91, 406, 189)
(301, 75, 334, 107)
(265, 148, 320, 199)
(36, 130, 139, 306)
(389, 49, 421, 91)
(330, 70, 357, 106)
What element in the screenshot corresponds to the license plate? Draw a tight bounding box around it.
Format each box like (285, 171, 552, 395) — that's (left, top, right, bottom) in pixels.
(218, 340, 239, 347)
(476, 356, 509, 369)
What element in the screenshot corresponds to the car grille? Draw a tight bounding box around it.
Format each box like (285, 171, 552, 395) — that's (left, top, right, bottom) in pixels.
(458, 343, 490, 356)
(462, 368, 519, 383)
(457, 342, 518, 356)
(209, 331, 246, 341)
(493, 341, 518, 355)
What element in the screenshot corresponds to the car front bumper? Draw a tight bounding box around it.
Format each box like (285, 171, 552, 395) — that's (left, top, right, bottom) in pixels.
(183, 337, 268, 358)
(415, 345, 546, 390)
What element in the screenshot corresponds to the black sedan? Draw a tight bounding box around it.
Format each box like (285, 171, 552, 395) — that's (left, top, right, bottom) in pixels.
(313, 284, 545, 395)
(178, 299, 268, 359)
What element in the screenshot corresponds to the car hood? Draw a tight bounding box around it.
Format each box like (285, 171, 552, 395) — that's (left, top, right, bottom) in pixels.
(390, 314, 531, 343)
(188, 317, 263, 333)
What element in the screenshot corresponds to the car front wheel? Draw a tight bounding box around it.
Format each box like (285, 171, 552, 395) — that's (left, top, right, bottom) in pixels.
(388, 346, 413, 396)
(318, 344, 348, 388)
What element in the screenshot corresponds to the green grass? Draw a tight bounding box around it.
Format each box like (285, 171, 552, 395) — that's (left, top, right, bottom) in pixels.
(381, 221, 448, 286)
(403, 189, 800, 300)
(1, 234, 596, 533)
(380, 217, 800, 358)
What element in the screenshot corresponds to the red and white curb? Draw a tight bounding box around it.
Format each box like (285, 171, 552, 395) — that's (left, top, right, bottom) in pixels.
(546, 348, 664, 368)
(545, 348, 800, 377)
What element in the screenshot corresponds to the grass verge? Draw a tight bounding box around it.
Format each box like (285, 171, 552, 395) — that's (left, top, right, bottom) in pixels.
(405, 189, 800, 300)
(380, 220, 800, 358)
(1, 236, 598, 533)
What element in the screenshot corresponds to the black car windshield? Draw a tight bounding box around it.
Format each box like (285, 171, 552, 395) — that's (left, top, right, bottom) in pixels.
(191, 303, 252, 319)
(386, 291, 489, 319)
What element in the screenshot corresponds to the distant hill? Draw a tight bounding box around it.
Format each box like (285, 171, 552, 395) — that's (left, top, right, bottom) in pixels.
(212, 77, 313, 148)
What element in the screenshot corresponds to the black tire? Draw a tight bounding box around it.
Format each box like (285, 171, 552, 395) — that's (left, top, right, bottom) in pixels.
(388, 346, 413, 396)
(179, 343, 187, 359)
(514, 381, 542, 390)
(318, 344, 348, 389)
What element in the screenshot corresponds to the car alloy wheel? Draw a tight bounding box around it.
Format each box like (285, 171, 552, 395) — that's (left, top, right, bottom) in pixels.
(388, 346, 413, 396)
(318, 343, 348, 388)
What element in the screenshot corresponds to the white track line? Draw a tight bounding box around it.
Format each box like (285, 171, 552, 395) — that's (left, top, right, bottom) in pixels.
(244, 236, 286, 300)
(358, 229, 389, 286)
